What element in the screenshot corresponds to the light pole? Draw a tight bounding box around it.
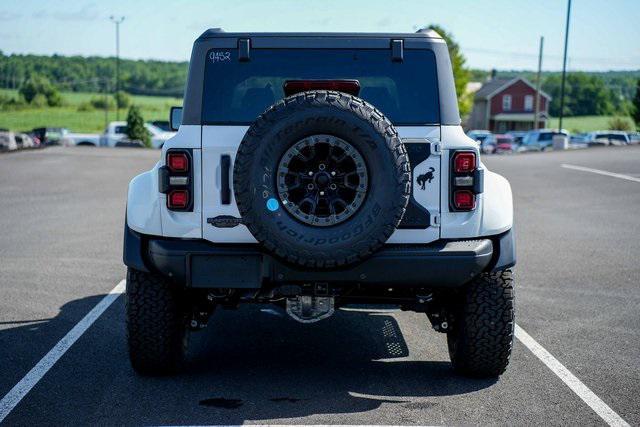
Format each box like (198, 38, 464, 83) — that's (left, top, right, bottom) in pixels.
(534, 36, 544, 130)
(110, 15, 125, 121)
(558, 0, 571, 131)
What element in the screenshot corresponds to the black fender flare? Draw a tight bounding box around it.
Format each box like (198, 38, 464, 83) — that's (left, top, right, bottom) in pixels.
(123, 215, 149, 272)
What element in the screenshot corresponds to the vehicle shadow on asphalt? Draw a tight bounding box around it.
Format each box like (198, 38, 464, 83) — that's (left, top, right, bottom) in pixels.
(0, 299, 497, 425)
(143, 304, 497, 425)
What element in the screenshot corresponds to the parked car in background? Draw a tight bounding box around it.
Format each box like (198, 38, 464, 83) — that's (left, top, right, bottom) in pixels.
(520, 129, 569, 152)
(58, 122, 176, 149)
(145, 123, 176, 149)
(63, 131, 101, 146)
(507, 131, 527, 145)
(629, 132, 640, 144)
(0, 131, 18, 151)
(100, 121, 176, 148)
(14, 133, 35, 149)
(584, 131, 629, 146)
(467, 129, 492, 144)
(568, 133, 588, 149)
(31, 127, 68, 145)
(480, 136, 496, 154)
(151, 120, 172, 132)
(492, 134, 517, 154)
(570, 133, 587, 143)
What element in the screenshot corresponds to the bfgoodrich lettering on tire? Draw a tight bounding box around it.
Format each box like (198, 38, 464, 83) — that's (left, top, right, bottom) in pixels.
(233, 90, 411, 268)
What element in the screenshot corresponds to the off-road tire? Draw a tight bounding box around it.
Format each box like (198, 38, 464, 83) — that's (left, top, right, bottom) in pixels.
(126, 268, 187, 375)
(233, 90, 411, 268)
(447, 269, 515, 378)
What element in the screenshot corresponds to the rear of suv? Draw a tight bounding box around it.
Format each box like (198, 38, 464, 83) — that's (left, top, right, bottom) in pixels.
(123, 29, 516, 378)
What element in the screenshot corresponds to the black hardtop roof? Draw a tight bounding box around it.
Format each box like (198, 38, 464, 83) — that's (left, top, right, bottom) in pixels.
(197, 28, 443, 41)
(182, 27, 460, 127)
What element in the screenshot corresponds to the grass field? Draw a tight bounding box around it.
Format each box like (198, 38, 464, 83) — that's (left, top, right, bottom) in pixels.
(0, 89, 182, 133)
(547, 115, 635, 133)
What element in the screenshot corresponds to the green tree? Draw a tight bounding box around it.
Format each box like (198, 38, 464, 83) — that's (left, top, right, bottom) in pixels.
(427, 25, 471, 116)
(632, 79, 640, 129)
(607, 116, 633, 131)
(126, 105, 150, 147)
(31, 93, 48, 107)
(114, 90, 131, 109)
(543, 73, 613, 117)
(18, 74, 62, 106)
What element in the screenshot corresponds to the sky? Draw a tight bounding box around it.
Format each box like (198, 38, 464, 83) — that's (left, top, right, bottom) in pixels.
(0, 0, 639, 71)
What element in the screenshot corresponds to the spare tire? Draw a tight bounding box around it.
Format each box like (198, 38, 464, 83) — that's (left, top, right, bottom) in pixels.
(234, 90, 410, 268)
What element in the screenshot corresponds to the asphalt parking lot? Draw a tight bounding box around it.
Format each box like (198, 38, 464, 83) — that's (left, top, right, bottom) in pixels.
(0, 145, 638, 425)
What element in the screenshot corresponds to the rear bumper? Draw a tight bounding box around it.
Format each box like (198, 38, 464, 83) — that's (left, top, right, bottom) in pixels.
(124, 224, 516, 290)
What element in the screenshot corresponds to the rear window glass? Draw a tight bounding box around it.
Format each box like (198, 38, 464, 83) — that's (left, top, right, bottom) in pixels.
(202, 48, 440, 125)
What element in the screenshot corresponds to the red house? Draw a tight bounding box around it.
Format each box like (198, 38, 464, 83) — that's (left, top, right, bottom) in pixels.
(467, 77, 551, 132)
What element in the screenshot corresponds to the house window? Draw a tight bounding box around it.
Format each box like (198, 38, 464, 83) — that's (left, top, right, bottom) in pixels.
(502, 94, 512, 111)
(524, 95, 534, 111)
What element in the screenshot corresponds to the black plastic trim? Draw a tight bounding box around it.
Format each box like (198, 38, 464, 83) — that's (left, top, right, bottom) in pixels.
(220, 154, 231, 204)
(158, 166, 170, 194)
(238, 38, 250, 61)
(123, 220, 149, 272)
(398, 142, 431, 229)
(391, 39, 403, 62)
(145, 238, 493, 289)
(491, 228, 516, 272)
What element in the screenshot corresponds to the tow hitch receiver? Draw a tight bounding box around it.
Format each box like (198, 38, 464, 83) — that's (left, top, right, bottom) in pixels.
(286, 296, 335, 323)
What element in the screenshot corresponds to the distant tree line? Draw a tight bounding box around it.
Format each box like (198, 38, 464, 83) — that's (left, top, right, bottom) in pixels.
(0, 50, 187, 97)
(0, 49, 637, 119)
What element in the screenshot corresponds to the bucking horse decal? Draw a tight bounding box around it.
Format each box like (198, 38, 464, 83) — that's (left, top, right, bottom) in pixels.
(416, 167, 435, 190)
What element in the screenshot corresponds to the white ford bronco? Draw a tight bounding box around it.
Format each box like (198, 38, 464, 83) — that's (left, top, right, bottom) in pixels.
(123, 28, 516, 378)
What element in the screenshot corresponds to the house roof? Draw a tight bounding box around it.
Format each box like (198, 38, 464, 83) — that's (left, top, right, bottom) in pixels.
(474, 77, 551, 101)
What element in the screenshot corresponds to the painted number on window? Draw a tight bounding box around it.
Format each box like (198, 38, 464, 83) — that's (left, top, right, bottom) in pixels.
(209, 51, 231, 63)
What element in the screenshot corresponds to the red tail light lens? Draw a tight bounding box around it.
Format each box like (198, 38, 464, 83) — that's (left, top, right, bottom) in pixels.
(168, 190, 189, 209)
(167, 152, 189, 172)
(283, 80, 361, 97)
(453, 190, 475, 210)
(453, 152, 476, 173)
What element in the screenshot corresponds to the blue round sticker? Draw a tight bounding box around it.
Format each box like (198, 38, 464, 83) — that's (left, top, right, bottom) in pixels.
(266, 198, 279, 212)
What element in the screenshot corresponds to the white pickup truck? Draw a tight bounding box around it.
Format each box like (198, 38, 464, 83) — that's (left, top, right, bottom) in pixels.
(64, 122, 175, 149)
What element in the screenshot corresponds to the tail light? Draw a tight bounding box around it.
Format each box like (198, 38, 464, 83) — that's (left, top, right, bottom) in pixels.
(453, 152, 476, 173)
(168, 190, 189, 209)
(450, 151, 481, 212)
(160, 149, 193, 211)
(453, 190, 476, 210)
(167, 152, 189, 172)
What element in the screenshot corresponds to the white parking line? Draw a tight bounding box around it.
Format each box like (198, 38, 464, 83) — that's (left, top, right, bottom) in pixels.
(0, 279, 125, 423)
(515, 325, 630, 427)
(562, 164, 640, 183)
